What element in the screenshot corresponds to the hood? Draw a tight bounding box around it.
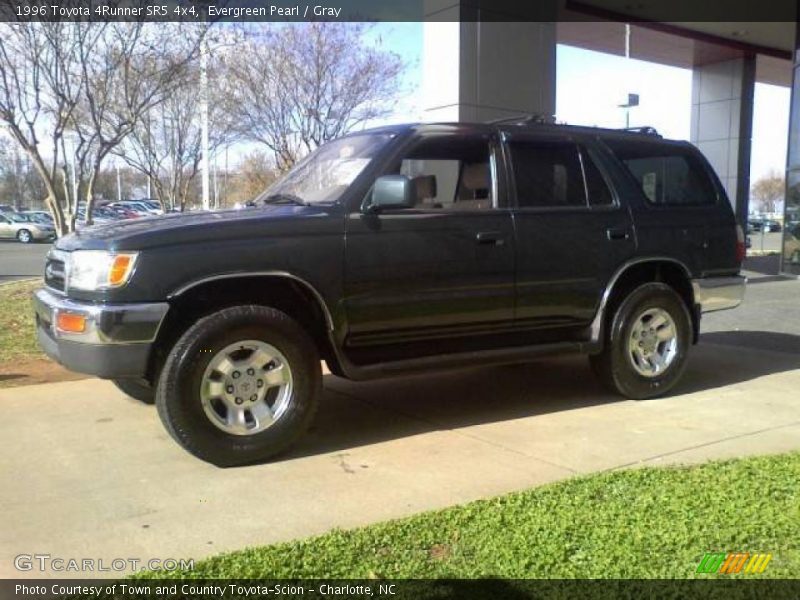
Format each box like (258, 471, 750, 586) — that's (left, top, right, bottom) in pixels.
(55, 205, 335, 251)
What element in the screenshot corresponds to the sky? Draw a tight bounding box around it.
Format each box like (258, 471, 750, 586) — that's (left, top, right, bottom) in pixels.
(367, 22, 790, 184)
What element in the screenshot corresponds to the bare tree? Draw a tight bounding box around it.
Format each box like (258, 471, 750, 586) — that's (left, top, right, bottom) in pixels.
(0, 135, 45, 209)
(0, 20, 204, 234)
(115, 47, 239, 211)
(227, 23, 405, 171)
(225, 150, 277, 206)
(751, 170, 785, 215)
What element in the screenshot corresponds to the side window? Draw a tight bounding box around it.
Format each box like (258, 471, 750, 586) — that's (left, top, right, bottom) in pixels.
(605, 140, 717, 206)
(393, 136, 495, 210)
(582, 149, 614, 207)
(509, 140, 586, 208)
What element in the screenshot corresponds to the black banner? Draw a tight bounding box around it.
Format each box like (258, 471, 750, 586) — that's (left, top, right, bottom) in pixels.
(2, 579, 800, 600)
(0, 0, 797, 23)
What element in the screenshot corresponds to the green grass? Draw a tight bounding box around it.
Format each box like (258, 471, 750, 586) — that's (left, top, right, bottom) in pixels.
(0, 278, 42, 363)
(141, 452, 799, 579)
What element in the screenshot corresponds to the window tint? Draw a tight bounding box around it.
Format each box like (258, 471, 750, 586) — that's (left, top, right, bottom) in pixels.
(393, 136, 494, 210)
(582, 150, 614, 206)
(509, 140, 586, 208)
(605, 140, 717, 206)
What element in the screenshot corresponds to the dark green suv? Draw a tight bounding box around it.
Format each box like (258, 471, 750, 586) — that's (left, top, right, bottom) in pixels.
(33, 121, 746, 466)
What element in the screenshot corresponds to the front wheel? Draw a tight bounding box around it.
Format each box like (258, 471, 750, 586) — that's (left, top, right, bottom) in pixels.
(17, 229, 32, 243)
(156, 305, 321, 467)
(589, 283, 691, 400)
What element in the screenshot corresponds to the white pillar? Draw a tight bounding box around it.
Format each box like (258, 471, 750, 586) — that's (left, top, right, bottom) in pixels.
(690, 57, 755, 225)
(422, 4, 557, 122)
(200, 37, 210, 211)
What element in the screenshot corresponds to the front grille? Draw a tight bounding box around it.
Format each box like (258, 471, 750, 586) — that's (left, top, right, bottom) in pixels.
(44, 250, 67, 292)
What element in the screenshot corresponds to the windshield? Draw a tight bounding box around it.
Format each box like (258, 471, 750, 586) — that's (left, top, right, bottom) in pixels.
(25, 213, 51, 224)
(256, 132, 395, 206)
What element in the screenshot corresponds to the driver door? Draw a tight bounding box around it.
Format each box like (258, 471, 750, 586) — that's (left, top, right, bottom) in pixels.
(343, 132, 515, 353)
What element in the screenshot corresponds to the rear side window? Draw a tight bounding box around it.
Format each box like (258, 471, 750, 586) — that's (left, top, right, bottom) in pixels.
(605, 140, 717, 206)
(509, 140, 587, 208)
(508, 139, 614, 209)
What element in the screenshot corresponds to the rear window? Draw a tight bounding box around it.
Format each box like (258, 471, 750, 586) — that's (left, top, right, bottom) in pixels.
(605, 140, 717, 207)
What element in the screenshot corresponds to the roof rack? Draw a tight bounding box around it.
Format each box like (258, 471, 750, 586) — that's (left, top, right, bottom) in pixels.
(619, 126, 661, 136)
(488, 113, 556, 125)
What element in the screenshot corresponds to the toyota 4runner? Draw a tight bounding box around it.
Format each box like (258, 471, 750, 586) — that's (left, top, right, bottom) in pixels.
(33, 121, 746, 466)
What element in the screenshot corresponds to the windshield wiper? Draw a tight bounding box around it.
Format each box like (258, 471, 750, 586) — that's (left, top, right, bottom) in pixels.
(262, 193, 309, 206)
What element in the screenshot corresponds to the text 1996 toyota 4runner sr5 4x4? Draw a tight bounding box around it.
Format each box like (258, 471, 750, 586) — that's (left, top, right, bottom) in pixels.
(33, 121, 746, 466)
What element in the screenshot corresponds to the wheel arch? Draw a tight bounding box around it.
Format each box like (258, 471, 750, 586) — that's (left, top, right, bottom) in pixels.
(147, 272, 340, 384)
(590, 258, 698, 348)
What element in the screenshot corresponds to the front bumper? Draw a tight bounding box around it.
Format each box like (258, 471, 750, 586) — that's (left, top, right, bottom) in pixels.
(692, 275, 747, 313)
(33, 288, 169, 378)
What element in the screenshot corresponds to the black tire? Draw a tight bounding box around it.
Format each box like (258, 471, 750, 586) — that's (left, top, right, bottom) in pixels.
(155, 305, 321, 467)
(589, 283, 692, 400)
(112, 379, 155, 404)
(17, 229, 32, 243)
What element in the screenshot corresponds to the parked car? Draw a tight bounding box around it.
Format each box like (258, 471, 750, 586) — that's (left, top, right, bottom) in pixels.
(0, 204, 16, 213)
(0, 211, 56, 243)
(33, 121, 746, 466)
(74, 208, 116, 229)
(103, 204, 140, 219)
(111, 200, 160, 216)
(749, 218, 781, 233)
(21, 210, 55, 226)
(140, 199, 164, 215)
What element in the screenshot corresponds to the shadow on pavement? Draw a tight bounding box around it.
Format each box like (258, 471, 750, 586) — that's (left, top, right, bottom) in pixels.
(700, 330, 800, 355)
(744, 254, 780, 276)
(287, 330, 800, 459)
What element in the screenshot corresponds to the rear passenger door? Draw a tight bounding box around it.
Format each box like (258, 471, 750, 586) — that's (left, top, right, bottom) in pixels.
(503, 132, 636, 329)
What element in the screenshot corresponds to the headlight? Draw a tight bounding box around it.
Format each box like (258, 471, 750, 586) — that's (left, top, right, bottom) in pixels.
(67, 250, 138, 291)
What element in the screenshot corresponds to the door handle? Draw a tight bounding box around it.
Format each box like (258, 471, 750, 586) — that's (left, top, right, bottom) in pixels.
(476, 231, 505, 246)
(606, 228, 631, 241)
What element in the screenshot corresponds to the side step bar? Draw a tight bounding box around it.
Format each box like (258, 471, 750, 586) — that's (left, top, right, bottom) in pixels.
(338, 341, 595, 381)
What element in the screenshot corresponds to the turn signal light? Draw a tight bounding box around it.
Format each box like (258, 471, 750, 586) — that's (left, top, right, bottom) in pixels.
(108, 255, 134, 286)
(56, 312, 86, 334)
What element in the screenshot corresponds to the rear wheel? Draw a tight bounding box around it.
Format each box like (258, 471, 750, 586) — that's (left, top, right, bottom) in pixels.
(590, 283, 691, 399)
(156, 305, 321, 467)
(112, 379, 155, 404)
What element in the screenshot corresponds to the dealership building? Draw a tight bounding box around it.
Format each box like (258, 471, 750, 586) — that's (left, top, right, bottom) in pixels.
(421, 0, 800, 275)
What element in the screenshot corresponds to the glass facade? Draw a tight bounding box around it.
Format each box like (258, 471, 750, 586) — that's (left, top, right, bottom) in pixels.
(783, 25, 800, 276)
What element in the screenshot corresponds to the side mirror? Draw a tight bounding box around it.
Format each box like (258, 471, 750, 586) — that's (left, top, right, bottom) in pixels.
(367, 175, 414, 212)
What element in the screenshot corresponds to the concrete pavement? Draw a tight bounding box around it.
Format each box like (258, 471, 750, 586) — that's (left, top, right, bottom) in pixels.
(1, 326, 799, 578)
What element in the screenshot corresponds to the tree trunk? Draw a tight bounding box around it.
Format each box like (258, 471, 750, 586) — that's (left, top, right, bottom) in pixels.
(84, 164, 99, 226)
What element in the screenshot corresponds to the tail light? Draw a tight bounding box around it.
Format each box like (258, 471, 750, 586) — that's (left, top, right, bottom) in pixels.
(735, 224, 746, 263)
